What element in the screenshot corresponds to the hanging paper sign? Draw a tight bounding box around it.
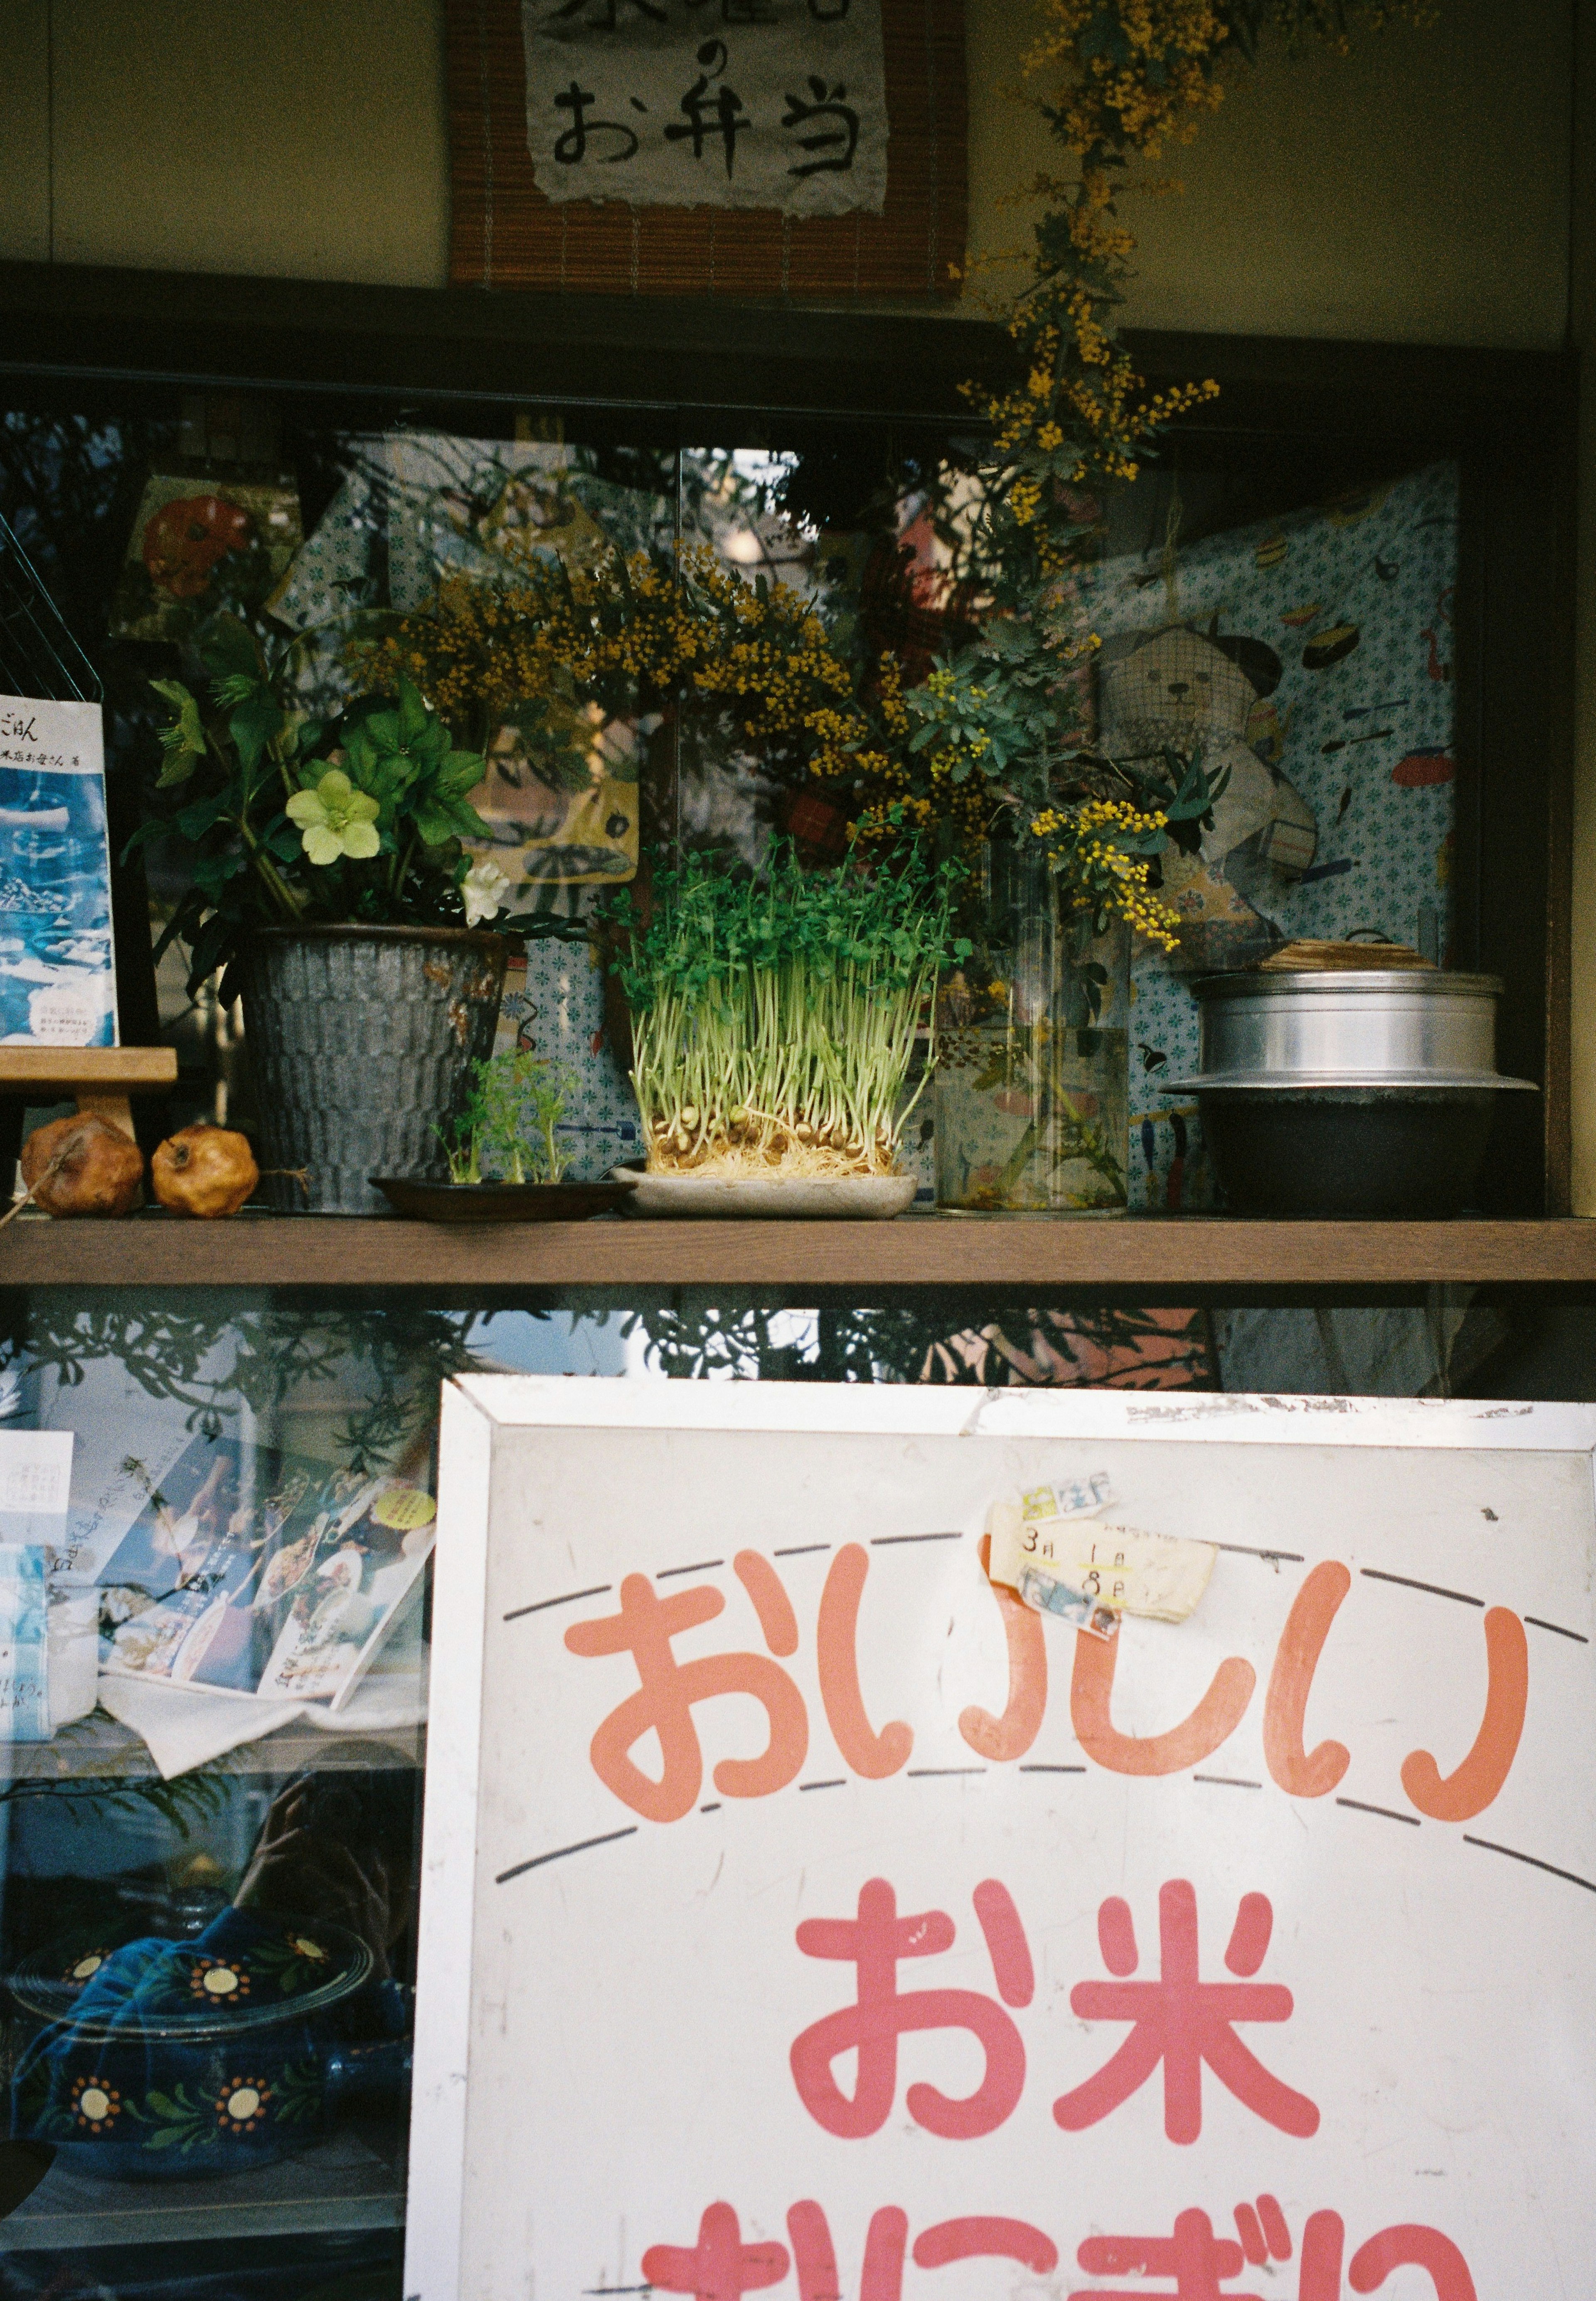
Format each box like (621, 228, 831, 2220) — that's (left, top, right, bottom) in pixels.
(407, 1383, 1596, 2299)
(0, 697, 117, 1047)
(521, 0, 888, 215)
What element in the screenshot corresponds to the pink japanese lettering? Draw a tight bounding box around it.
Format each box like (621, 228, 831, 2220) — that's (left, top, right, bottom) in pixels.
(1053, 1880, 1319, 2143)
(790, 1877, 1030, 2138)
(642, 2202, 789, 2300)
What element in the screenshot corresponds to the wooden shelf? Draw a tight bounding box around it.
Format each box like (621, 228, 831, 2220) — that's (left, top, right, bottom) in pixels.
(1, 1212, 1594, 1289)
(0, 1046, 178, 1142)
(8, 1707, 422, 1782)
(0, 1048, 177, 1093)
(0, 2121, 404, 2253)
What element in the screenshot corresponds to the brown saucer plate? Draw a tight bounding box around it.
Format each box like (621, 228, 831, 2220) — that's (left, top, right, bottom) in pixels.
(370, 1178, 630, 1224)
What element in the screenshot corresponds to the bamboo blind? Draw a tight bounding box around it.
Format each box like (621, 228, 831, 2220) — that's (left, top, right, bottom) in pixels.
(446, 0, 967, 300)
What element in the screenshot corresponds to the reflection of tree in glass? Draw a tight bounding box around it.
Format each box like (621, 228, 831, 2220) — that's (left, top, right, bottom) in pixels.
(1, 411, 171, 708)
(0, 1720, 233, 1833)
(3, 1295, 489, 1470)
(331, 433, 677, 615)
(576, 1290, 1212, 1391)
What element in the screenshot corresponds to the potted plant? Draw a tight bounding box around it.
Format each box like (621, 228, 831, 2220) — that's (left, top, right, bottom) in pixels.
(603, 831, 968, 1217)
(438, 1050, 577, 1187)
(134, 617, 517, 1214)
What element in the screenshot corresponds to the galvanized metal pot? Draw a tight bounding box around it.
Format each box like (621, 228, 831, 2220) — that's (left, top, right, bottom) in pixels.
(1170, 969, 1537, 1217)
(239, 926, 511, 1215)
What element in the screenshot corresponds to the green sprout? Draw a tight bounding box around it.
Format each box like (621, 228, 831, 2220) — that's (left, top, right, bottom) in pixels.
(605, 832, 970, 1177)
(438, 1049, 577, 1185)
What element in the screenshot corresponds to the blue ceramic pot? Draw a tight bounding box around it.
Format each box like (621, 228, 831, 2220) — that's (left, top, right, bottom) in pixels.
(8, 1908, 410, 2180)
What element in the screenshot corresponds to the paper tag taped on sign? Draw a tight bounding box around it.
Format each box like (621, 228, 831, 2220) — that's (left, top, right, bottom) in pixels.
(987, 1475, 1113, 1591)
(1016, 1565, 1121, 1640)
(1063, 1522, 1216, 1622)
(988, 1499, 1215, 1624)
(1020, 1474, 1113, 1523)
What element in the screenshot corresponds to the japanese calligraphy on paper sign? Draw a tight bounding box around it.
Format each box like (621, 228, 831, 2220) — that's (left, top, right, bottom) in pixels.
(521, 0, 887, 214)
(407, 1387, 1596, 2301)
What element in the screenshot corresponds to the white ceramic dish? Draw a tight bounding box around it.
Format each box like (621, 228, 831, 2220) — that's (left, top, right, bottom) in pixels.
(610, 1170, 918, 1221)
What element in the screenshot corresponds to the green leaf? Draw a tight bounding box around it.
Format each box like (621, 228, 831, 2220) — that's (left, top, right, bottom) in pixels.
(458, 797, 493, 837)
(438, 749, 488, 797)
(396, 678, 431, 747)
(121, 817, 166, 860)
(185, 912, 233, 989)
(198, 612, 261, 688)
(150, 679, 206, 787)
(413, 802, 461, 847)
(360, 708, 402, 757)
(228, 691, 283, 776)
(174, 791, 231, 842)
(192, 849, 248, 899)
(151, 894, 205, 964)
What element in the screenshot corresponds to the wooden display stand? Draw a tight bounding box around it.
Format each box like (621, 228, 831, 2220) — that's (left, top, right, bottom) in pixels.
(0, 1047, 177, 1140)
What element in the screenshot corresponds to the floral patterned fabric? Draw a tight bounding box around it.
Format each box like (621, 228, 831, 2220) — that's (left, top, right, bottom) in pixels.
(1089, 463, 1459, 1210)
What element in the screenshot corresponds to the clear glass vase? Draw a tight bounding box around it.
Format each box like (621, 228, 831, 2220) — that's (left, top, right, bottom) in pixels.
(934, 847, 1130, 1213)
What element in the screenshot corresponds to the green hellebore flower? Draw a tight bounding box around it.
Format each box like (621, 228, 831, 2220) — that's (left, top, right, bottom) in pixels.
(286, 769, 381, 867)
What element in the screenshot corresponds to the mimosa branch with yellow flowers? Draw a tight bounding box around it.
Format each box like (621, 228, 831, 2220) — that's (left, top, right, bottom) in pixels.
(363, 4, 1435, 986)
(810, 0, 1436, 952)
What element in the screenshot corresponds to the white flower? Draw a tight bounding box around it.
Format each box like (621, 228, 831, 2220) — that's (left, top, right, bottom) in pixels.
(461, 857, 512, 927)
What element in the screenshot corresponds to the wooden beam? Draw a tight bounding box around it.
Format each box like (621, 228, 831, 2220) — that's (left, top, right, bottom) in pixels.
(1, 1214, 1594, 1290)
(0, 1049, 176, 1093)
(0, 1048, 178, 1144)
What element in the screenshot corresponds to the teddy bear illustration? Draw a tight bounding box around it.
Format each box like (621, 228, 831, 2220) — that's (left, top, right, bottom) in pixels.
(1098, 618, 1317, 969)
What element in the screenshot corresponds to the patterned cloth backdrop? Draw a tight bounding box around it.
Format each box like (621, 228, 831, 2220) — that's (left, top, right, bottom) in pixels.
(1084, 463, 1459, 1211)
(493, 943, 642, 1179)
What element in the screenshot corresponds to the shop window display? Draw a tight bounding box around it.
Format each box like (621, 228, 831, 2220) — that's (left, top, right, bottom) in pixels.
(0, 289, 1576, 2290)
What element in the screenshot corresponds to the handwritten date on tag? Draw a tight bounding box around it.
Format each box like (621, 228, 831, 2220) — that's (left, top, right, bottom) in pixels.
(987, 1478, 1109, 1592)
(988, 1476, 1112, 1592)
(987, 1497, 1216, 1625)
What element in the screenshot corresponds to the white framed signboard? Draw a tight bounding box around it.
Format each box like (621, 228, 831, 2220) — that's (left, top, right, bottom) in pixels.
(407, 1381, 1596, 2301)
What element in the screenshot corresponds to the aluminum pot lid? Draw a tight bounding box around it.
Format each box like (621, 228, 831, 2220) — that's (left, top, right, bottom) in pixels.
(1190, 969, 1505, 1000)
(1167, 1071, 1539, 1093)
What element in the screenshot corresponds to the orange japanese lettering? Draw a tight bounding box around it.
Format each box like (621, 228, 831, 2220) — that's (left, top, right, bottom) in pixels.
(1071, 1625, 1255, 1777)
(817, 1543, 913, 1779)
(1400, 1606, 1528, 1823)
(735, 1549, 800, 1657)
(566, 1573, 808, 1823)
(959, 1535, 1047, 1763)
(1263, 1561, 1352, 1798)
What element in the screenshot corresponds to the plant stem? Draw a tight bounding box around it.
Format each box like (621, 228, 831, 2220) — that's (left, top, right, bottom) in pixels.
(391, 827, 419, 903)
(239, 824, 307, 920)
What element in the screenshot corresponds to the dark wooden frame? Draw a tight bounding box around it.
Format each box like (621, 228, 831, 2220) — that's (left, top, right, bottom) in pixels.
(0, 259, 1577, 1226)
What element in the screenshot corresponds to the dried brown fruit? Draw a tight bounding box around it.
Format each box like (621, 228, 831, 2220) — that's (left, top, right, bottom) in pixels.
(150, 1125, 260, 1218)
(20, 1115, 145, 1218)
